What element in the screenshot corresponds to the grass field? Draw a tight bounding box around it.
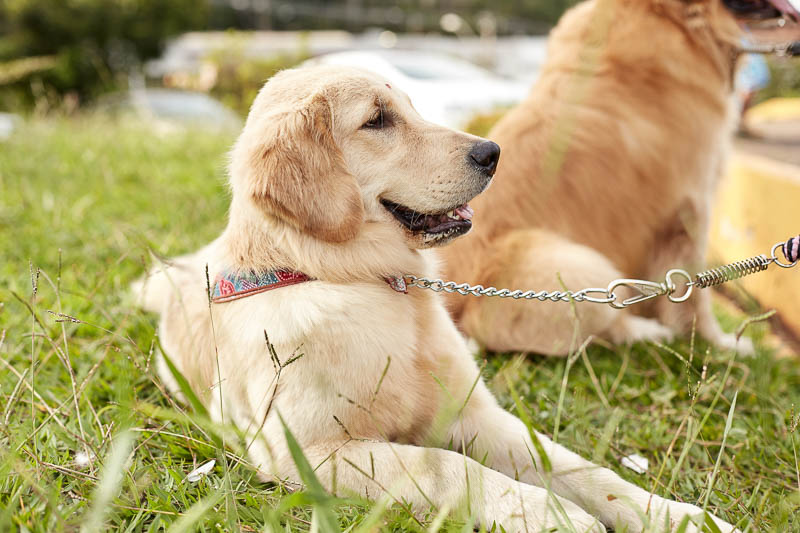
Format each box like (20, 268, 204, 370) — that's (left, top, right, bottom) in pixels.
(1, 116, 799, 532)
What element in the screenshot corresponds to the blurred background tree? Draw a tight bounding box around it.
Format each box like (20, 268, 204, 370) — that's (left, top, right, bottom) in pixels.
(0, 0, 209, 111)
(0, 0, 588, 112)
(1, 0, 797, 114)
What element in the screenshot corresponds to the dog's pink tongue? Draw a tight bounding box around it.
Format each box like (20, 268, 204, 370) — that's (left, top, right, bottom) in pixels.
(455, 204, 474, 221)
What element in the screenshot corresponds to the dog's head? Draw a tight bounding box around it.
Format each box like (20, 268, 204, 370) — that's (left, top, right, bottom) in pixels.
(229, 65, 499, 249)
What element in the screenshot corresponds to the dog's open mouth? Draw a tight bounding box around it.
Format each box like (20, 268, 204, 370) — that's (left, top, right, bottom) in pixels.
(381, 199, 474, 237)
(724, 0, 800, 21)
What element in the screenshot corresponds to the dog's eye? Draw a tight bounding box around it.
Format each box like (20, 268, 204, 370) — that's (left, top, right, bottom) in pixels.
(362, 109, 383, 130)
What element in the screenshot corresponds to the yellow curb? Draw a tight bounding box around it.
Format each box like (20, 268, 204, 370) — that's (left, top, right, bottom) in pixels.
(747, 97, 800, 122)
(710, 152, 800, 338)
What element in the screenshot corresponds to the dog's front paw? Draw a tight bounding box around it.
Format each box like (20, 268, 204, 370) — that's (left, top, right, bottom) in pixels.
(612, 316, 674, 345)
(698, 320, 755, 356)
(651, 499, 739, 533)
(713, 332, 755, 356)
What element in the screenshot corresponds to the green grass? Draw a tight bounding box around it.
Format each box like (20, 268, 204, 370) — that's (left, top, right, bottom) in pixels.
(1, 116, 799, 532)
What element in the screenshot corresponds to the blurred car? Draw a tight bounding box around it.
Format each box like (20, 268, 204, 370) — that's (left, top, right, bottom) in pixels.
(303, 50, 529, 128)
(96, 88, 241, 130)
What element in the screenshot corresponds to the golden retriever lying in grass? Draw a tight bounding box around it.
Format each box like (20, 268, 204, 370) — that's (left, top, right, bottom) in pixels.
(134, 66, 737, 532)
(444, 0, 799, 356)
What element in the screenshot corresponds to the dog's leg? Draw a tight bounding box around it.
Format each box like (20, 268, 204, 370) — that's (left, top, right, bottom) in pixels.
(272, 439, 604, 532)
(456, 229, 672, 355)
(448, 382, 739, 533)
(643, 204, 754, 355)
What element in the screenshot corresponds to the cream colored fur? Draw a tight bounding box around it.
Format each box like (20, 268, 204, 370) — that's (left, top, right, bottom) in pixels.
(443, 0, 756, 356)
(134, 65, 737, 532)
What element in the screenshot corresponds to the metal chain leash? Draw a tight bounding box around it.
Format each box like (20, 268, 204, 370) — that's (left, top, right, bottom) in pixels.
(403, 236, 799, 310)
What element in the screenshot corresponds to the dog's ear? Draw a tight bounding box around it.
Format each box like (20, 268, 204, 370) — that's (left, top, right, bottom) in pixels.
(234, 93, 364, 242)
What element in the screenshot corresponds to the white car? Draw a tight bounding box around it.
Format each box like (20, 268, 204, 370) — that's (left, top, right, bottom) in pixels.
(303, 50, 529, 128)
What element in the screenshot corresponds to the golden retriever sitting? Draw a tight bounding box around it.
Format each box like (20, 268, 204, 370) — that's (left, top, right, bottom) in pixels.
(444, 0, 799, 356)
(135, 66, 736, 532)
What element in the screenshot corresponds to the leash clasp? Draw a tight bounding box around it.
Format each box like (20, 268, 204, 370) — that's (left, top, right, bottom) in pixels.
(605, 268, 694, 309)
(606, 278, 669, 309)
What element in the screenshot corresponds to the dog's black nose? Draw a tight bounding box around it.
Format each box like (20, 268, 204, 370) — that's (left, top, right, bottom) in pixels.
(469, 141, 500, 175)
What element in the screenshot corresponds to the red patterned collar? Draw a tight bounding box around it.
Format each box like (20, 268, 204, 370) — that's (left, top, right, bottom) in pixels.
(212, 268, 407, 303)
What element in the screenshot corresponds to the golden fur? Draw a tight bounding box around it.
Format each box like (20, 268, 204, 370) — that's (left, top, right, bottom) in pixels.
(443, 0, 754, 355)
(134, 65, 737, 531)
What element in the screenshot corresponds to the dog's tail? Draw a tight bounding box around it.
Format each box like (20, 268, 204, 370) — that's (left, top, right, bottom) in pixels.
(131, 265, 173, 315)
(132, 256, 203, 314)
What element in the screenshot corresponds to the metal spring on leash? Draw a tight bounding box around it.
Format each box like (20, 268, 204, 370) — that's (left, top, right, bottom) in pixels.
(692, 254, 772, 289)
(404, 234, 799, 309)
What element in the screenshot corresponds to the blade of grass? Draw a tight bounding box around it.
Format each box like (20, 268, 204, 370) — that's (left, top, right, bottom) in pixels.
(505, 377, 551, 474)
(553, 337, 591, 443)
(702, 391, 738, 510)
(157, 345, 208, 419)
(278, 412, 340, 533)
(80, 429, 135, 533)
(166, 488, 225, 533)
